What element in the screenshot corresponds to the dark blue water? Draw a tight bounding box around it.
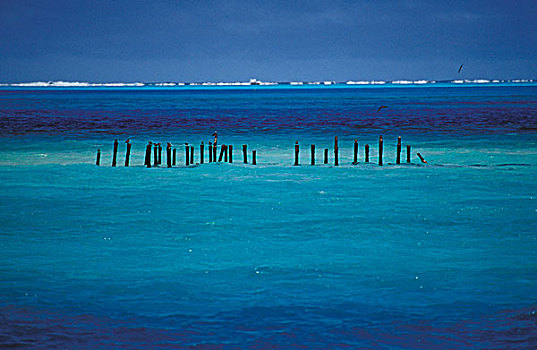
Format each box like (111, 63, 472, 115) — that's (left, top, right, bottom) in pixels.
(1, 85, 537, 349)
(2, 86, 536, 138)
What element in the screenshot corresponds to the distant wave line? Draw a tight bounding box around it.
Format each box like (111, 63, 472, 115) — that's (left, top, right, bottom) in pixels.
(0, 78, 535, 88)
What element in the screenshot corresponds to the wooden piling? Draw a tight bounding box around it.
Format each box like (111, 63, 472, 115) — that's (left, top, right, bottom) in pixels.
(252, 150, 257, 165)
(417, 152, 427, 163)
(294, 141, 299, 166)
(200, 142, 204, 164)
(242, 144, 247, 163)
(96, 149, 101, 166)
(228, 145, 233, 163)
(334, 136, 339, 166)
(378, 135, 383, 166)
(209, 142, 213, 163)
(112, 139, 118, 167)
(190, 146, 194, 164)
(145, 143, 152, 168)
(173, 148, 176, 165)
(353, 139, 358, 164)
(213, 143, 217, 162)
(365, 144, 369, 163)
(224, 145, 228, 162)
(166, 143, 172, 168)
(311, 144, 315, 165)
(154, 144, 158, 167)
(406, 145, 411, 163)
(396, 136, 401, 164)
(218, 145, 225, 162)
(125, 141, 131, 167)
(158, 144, 162, 165)
(324, 149, 328, 164)
(185, 144, 190, 166)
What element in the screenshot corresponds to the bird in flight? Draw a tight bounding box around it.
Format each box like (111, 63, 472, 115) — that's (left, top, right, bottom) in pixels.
(377, 105, 388, 112)
(458, 64, 464, 74)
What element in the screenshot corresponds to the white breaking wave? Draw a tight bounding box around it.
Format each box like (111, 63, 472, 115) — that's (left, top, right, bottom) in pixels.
(391, 80, 434, 85)
(11, 81, 55, 87)
(7, 81, 146, 87)
(450, 79, 492, 84)
(1, 79, 534, 88)
(100, 82, 145, 87)
(346, 81, 371, 85)
(345, 80, 387, 85)
(195, 79, 278, 86)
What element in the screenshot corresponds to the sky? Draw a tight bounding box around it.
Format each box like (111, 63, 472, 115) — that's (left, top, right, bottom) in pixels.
(1, 0, 536, 82)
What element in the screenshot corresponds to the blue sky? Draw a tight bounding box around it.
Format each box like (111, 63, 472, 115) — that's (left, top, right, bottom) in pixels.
(1, 0, 536, 82)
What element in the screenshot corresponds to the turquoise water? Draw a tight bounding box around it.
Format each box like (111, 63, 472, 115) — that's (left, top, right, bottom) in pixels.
(1, 85, 537, 348)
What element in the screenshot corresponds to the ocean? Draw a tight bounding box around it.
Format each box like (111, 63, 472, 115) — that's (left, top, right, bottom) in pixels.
(1, 83, 536, 349)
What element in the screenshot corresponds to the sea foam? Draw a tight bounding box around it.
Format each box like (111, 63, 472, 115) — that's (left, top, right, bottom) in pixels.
(1, 79, 535, 88)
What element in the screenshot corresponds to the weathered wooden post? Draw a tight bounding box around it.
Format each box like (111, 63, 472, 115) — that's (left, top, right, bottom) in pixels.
(166, 143, 172, 168)
(158, 144, 162, 165)
(173, 148, 176, 165)
(406, 145, 411, 163)
(218, 145, 225, 162)
(228, 145, 233, 163)
(311, 144, 315, 165)
(353, 139, 358, 164)
(417, 153, 427, 163)
(396, 136, 401, 164)
(145, 142, 152, 168)
(153, 143, 158, 167)
(213, 142, 217, 162)
(96, 149, 101, 166)
(200, 142, 204, 164)
(252, 150, 257, 165)
(324, 149, 328, 164)
(125, 141, 131, 167)
(224, 145, 228, 162)
(294, 141, 299, 166)
(334, 136, 339, 166)
(190, 146, 194, 164)
(209, 142, 213, 163)
(242, 144, 247, 163)
(365, 144, 369, 163)
(185, 143, 190, 166)
(112, 139, 118, 167)
(378, 135, 383, 166)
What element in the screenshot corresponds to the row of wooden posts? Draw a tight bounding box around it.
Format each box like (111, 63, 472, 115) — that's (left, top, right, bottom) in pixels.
(96, 135, 426, 167)
(96, 141, 257, 167)
(293, 136, 426, 166)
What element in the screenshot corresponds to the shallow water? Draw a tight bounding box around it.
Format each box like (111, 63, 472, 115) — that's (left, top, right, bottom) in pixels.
(1, 85, 537, 349)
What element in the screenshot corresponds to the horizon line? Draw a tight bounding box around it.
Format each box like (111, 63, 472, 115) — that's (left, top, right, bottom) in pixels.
(1, 78, 536, 88)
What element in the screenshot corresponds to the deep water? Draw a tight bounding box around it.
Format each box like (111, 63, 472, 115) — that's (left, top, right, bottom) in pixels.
(1, 85, 537, 349)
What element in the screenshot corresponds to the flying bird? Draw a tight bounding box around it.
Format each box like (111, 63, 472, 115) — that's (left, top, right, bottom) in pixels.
(377, 105, 388, 112)
(458, 64, 464, 74)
